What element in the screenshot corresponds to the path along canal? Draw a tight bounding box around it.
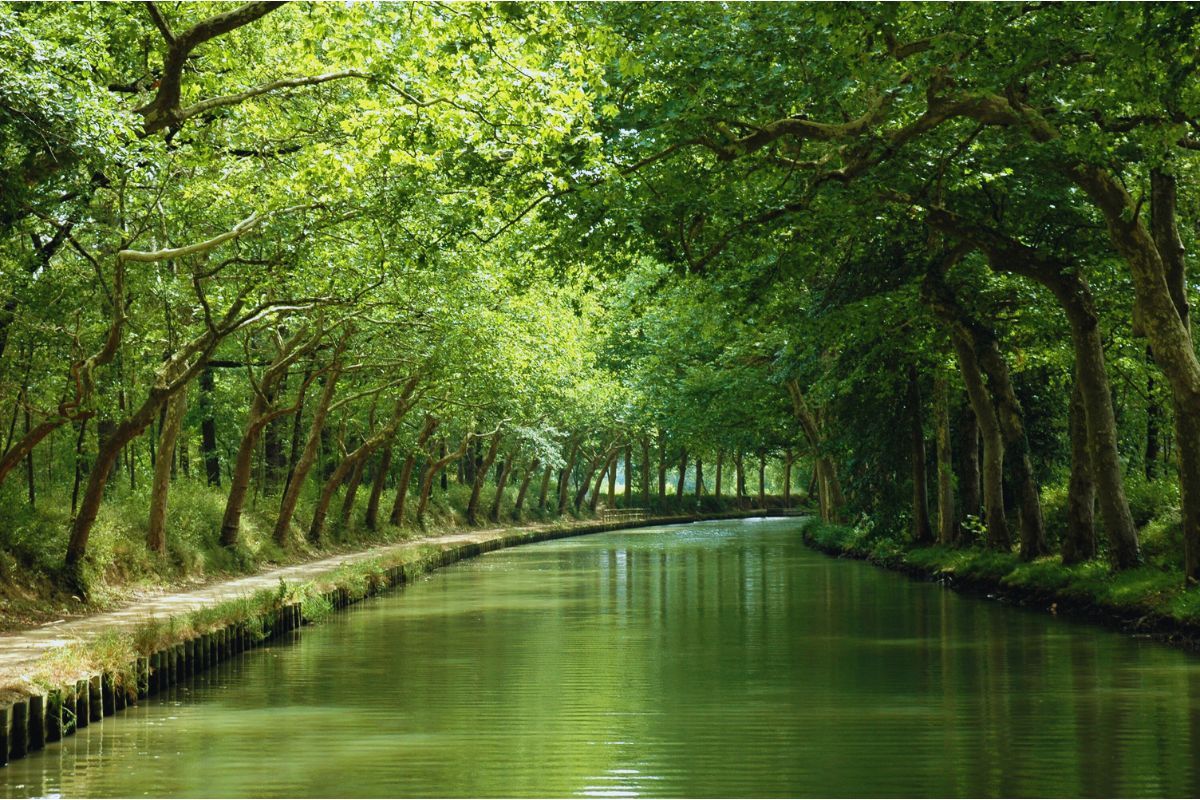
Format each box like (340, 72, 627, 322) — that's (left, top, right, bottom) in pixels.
(3, 517, 1199, 798)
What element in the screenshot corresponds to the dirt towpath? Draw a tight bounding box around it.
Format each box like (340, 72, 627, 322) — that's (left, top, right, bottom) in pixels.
(0, 525, 535, 688)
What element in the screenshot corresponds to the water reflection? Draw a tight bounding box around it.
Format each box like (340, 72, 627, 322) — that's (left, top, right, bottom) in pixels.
(3, 519, 1200, 797)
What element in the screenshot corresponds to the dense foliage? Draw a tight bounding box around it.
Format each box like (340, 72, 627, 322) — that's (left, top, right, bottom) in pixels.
(2, 2, 1199, 606)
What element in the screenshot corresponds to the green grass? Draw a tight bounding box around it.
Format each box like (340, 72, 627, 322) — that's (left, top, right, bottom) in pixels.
(800, 518, 1200, 628)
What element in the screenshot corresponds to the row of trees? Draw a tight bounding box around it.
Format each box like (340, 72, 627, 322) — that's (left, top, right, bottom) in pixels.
(562, 3, 1200, 580)
(10, 3, 1197, 596)
(0, 2, 801, 596)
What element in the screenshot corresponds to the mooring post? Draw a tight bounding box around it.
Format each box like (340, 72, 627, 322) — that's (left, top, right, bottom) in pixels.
(114, 668, 128, 711)
(9, 698, 28, 760)
(46, 690, 63, 743)
(28, 693, 45, 751)
(88, 675, 102, 722)
(138, 656, 151, 699)
(101, 673, 116, 716)
(0, 705, 8, 766)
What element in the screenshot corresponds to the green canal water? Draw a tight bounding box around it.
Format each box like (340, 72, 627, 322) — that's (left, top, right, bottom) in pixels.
(4, 517, 1200, 798)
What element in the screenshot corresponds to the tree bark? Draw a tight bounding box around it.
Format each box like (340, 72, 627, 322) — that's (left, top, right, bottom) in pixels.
(785, 380, 844, 521)
(557, 437, 580, 515)
(273, 357, 344, 545)
(1063, 379, 1097, 564)
(675, 447, 688, 500)
(511, 457, 539, 519)
(957, 402, 981, 521)
(309, 376, 422, 543)
(695, 455, 704, 499)
(488, 453, 514, 523)
(933, 372, 957, 545)
(536, 464, 553, 512)
(757, 452, 766, 509)
(589, 450, 618, 513)
(199, 366, 221, 487)
(466, 431, 502, 525)
(390, 415, 438, 526)
(951, 332, 1010, 550)
(364, 446, 392, 531)
(908, 364, 933, 544)
(337, 456, 368, 529)
(715, 450, 724, 499)
(416, 434, 472, 526)
(623, 445, 631, 507)
(147, 390, 186, 553)
(640, 436, 651, 503)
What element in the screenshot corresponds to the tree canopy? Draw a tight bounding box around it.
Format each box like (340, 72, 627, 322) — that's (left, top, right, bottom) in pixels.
(3, 2, 1200, 599)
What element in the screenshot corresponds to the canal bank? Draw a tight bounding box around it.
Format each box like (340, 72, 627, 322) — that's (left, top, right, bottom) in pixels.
(0, 509, 791, 768)
(801, 518, 1200, 650)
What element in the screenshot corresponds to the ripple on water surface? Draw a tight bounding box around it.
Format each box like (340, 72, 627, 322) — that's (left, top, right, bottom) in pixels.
(4, 518, 1200, 798)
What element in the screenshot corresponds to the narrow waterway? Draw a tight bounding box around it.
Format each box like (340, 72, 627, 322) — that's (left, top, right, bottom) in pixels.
(4, 518, 1200, 798)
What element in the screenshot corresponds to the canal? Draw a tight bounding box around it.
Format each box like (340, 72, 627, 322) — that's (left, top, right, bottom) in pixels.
(3, 517, 1200, 797)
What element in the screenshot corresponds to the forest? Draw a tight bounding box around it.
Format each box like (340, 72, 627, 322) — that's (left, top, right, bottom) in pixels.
(2, 1, 1199, 619)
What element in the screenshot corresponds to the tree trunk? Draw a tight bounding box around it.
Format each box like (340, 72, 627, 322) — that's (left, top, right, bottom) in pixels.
(675, 447, 688, 500)
(66, 390, 174, 586)
(511, 457, 539, 519)
(657, 434, 667, 502)
(782, 451, 791, 507)
(557, 437, 580, 515)
(536, 464, 553, 513)
(735, 451, 745, 504)
(1063, 380, 1097, 564)
(934, 372, 957, 545)
(273, 360, 343, 545)
(908, 364, 933, 544)
(337, 456, 368, 529)
(785, 380, 844, 521)
(416, 434, 472, 526)
(466, 431, 502, 525)
(390, 415, 438, 526)
(607, 452, 617, 505)
(282, 368, 311, 496)
(1146, 347, 1161, 480)
(70, 417, 88, 516)
(263, 374, 287, 491)
(957, 403, 981, 521)
(364, 446, 392, 531)
(695, 456, 704, 499)
(309, 377, 421, 543)
(489, 454, 514, 523)
(715, 450, 724, 499)
(220, 395, 270, 548)
(147, 390, 186, 553)
(640, 436, 651, 503)
(199, 367, 221, 487)
(574, 447, 608, 511)
(589, 450, 617, 513)
(951, 332, 1010, 550)
(623, 445, 631, 507)
(757, 452, 766, 509)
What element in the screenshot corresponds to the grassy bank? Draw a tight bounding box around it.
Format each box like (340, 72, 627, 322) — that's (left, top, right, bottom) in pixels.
(4, 507, 792, 701)
(801, 518, 1200, 642)
(0, 477, 781, 631)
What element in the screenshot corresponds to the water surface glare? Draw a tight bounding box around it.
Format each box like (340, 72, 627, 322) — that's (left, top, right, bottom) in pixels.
(4, 518, 1200, 797)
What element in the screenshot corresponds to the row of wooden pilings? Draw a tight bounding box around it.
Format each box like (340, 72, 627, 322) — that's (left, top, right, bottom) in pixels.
(0, 558, 429, 768)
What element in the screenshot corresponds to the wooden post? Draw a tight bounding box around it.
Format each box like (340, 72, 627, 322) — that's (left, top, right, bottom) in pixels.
(0, 705, 8, 766)
(88, 675, 102, 722)
(75, 679, 89, 728)
(10, 698, 28, 759)
(29, 693, 45, 751)
(46, 690, 63, 743)
(101, 672, 116, 716)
